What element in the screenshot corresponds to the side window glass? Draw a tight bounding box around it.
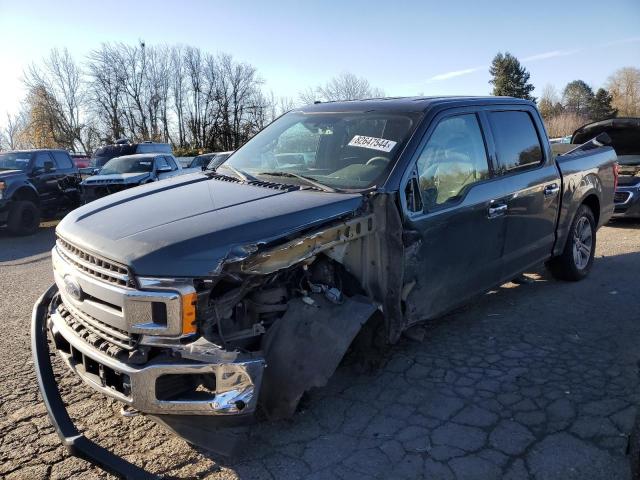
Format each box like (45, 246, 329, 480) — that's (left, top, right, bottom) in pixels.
(156, 157, 169, 170)
(34, 152, 52, 170)
(166, 156, 178, 170)
(415, 114, 490, 209)
(52, 151, 73, 169)
(489, 111, 543, 172)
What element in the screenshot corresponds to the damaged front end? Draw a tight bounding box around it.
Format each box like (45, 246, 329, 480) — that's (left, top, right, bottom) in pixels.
(33, 192, 404, 476)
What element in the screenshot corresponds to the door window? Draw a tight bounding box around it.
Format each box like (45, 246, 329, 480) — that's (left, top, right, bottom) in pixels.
(165, 156, 178, 170)
(415, 114, 490, 209)
(33, 152, 53, 170)
(52, 151, 73, 169)
(489, 111, 543, 172)
(156, 157, 170, 170)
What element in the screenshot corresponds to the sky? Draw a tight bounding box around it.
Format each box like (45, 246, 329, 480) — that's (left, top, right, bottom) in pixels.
(0, 0, 639, 124)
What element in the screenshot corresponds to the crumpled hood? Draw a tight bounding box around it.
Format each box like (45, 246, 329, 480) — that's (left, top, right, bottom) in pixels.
(57, 174, 364, 277)
(82, 172, 151, 185)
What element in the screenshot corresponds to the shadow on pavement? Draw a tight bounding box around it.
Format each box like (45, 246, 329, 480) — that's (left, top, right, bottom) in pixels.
(0, 221, 58, 263)
(607, 218, 640, 230)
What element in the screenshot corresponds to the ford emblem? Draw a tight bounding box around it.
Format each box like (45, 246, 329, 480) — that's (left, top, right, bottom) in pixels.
(63, 275, 83, 301)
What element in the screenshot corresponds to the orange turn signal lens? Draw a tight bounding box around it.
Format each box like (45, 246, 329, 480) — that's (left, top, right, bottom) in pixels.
(182, 292, 198, 335)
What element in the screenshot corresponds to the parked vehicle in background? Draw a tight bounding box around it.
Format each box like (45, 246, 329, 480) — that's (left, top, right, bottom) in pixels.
(89, 140, 172, 170)
(189, 151, 234, 170)
(81, 153, 188, 202)
(572, 118, 640, 219)
(70, 152, 91, 168)
(32, 97, 616, 476)
(0, 149, 80, 235)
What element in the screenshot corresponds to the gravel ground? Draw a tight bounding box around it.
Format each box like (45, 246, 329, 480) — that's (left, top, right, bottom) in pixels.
(1, 220, 639, 479)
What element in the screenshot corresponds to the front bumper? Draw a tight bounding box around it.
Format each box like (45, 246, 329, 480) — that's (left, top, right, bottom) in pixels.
(33, 285, 265, 476)
(32, 285, 156, 479)
(613, 186, 640, 218)
(81, 183, 136, 203)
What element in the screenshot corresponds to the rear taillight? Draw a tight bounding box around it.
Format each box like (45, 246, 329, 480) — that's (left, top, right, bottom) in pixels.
(613, 162, 619, 191)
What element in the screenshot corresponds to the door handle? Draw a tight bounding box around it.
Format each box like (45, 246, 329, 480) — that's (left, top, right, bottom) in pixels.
(487, 203, 508, 218)
(544, 183, 560, 196)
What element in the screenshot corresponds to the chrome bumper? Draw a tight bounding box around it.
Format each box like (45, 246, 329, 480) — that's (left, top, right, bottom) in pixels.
(48, 298, 265, 416)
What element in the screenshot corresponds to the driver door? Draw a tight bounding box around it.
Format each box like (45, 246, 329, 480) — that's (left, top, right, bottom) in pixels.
(30, 151, 59, 207)
(402, 111, 507, 325)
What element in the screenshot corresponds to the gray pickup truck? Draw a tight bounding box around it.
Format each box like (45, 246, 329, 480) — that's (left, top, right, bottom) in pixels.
(32, 97, 616, 476)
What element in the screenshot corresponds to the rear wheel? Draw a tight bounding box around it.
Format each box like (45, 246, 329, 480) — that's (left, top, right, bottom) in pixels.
(547, 205, 596, 281)
(7, 201, 41, 236)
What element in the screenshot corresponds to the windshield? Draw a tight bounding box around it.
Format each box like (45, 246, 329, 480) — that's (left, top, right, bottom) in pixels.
(99, 156, 154, 175)
(0, 152, 32, 171)
(220, 111, 422, 190)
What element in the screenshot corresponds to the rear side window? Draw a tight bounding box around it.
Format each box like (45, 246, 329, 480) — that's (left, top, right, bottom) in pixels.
(489, 111, 543, 172)
(52, 151, 73, 169)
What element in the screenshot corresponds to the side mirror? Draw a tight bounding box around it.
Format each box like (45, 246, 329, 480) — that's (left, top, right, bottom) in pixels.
(157, 166, 172, 173)
(44, 161, 55, 172)
(92, 168, 100, 175)
(201, 164, 207, 171)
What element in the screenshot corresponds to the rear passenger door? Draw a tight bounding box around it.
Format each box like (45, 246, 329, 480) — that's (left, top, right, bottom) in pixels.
(401, 110, 507, 324)
(487, 109, 561, 278)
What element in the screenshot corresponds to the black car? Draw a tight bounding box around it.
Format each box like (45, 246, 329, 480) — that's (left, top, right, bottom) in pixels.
(0, 149, 80, 235)
(572, 118, 640, 219)
(90, 140, 173, 170)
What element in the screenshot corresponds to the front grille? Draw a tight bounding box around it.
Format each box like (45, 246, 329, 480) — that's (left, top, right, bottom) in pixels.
(57, 237, 130, 287)
(58, 301, 138, 356)
(614, 191, 631, 204)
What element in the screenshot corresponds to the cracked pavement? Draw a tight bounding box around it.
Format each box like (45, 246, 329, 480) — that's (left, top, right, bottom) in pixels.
(1, 220, 639, 479)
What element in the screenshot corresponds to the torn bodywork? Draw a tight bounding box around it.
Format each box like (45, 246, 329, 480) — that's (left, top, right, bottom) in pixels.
(38, 188, 407, 467)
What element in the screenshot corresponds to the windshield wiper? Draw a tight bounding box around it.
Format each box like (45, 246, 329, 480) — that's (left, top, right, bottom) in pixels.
(257, 171, 337, 193)
(219, 164, 257, 182)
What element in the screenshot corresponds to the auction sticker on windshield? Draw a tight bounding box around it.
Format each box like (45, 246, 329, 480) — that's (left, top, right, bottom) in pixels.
(348, 135, 397, 153)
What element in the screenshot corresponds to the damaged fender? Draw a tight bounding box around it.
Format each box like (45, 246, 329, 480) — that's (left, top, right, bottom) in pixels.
(259, 294, 377, 420)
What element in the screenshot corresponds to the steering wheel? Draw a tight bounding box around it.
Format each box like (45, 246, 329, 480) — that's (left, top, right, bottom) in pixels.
(365, 156, 390, 167)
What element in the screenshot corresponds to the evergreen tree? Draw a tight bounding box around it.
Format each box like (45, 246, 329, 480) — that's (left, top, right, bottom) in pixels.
(562, 80, 594, 117)
(589, 88, 617, 121)
(489, 52, 535, 101)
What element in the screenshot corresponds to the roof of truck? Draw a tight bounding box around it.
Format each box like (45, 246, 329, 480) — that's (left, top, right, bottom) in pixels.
(298, 96, 534, 113)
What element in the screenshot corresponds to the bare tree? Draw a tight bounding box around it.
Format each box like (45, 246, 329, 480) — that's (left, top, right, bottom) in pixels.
(1, 111, 30, 150)
(538, 84, 563, 120)
(300, 72, 384, 104)
(87, 43, 126, 143)
(23, 48, 89, 151)
(607, 67, 640, 117)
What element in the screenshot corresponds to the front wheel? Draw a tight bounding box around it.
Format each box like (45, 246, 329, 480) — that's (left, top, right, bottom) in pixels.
(7, 201, 41, 236)
(546, 205, 596, 281)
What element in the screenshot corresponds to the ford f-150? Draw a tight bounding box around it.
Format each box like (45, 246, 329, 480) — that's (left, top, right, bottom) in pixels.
(32, 97, 617, 477)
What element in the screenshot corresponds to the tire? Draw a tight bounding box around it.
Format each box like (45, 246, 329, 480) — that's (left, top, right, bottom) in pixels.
(7, 201, 41, 236)
(547, 204, 596, 281)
